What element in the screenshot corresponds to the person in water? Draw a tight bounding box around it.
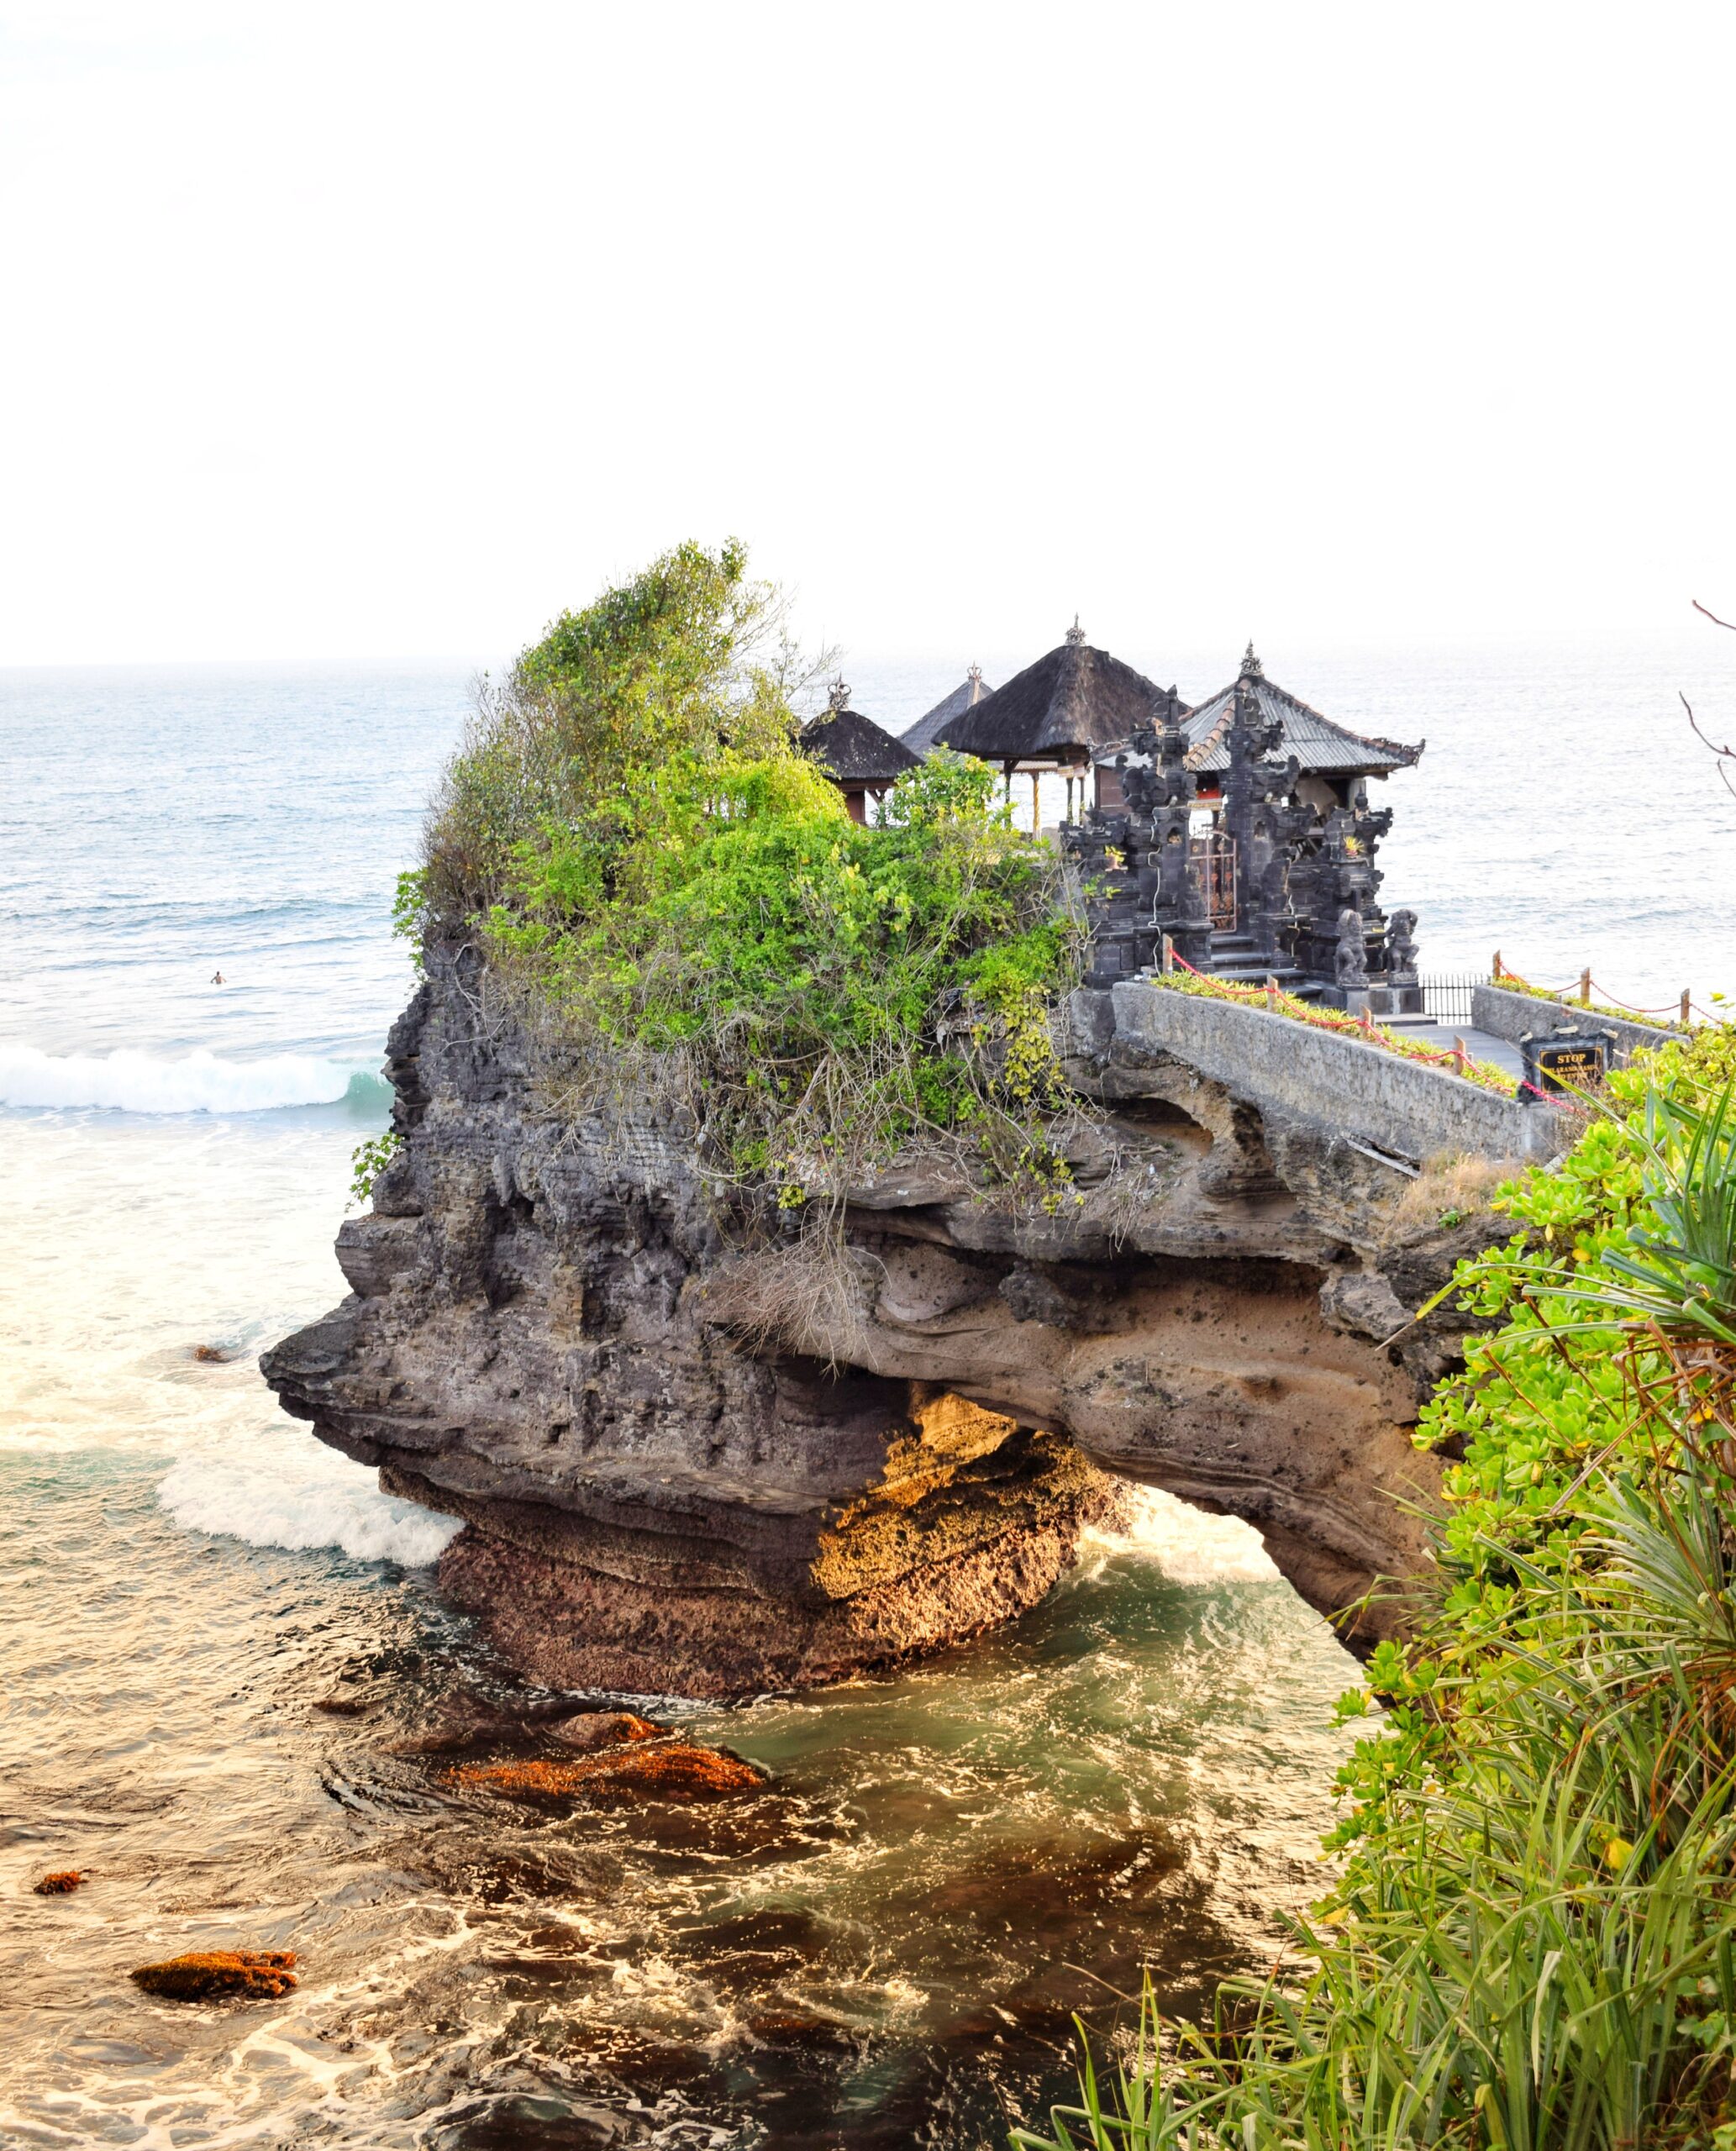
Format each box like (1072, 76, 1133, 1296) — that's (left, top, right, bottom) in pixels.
(211, 970, 225, 985)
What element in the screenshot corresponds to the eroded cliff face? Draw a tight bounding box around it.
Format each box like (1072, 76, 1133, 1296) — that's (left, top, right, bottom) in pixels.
(263, 942, 1502, 1697)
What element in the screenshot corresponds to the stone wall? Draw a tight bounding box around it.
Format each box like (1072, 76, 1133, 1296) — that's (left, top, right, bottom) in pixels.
(1470, 981, 1687, 1070)
(1104, 982, 1571, 1166)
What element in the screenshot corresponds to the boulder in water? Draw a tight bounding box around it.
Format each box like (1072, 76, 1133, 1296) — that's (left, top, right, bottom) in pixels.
(546, 1710, 662, 1752)
(450, 1740, 765, 1804)
(32, 1870, 83, 1895)
(130, 1950, 298, 2001)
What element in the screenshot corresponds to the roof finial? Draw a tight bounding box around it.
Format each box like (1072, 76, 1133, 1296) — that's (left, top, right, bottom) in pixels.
(1065, 615, 1086, 647)
(967, 661, 981, 681)
(1240, 641, 1263, 678)
(827, 676, 851, 713)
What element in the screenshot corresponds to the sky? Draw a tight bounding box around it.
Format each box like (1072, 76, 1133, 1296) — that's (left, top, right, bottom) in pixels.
(2, 2, 1733, 668)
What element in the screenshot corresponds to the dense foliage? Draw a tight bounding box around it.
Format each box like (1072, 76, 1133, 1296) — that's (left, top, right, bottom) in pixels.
(1017, 1027, 1736, 2151)
(403, 541, 1085, 1214)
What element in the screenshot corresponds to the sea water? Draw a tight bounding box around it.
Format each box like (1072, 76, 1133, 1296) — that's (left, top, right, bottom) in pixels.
(2, 641, 1732, 2148)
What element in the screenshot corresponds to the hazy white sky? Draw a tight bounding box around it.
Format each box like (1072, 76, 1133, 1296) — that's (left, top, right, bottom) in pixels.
(2, 2, 1733, 666)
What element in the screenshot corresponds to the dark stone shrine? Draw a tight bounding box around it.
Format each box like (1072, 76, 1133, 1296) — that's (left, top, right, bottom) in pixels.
(1068, 642, 1426, 1010)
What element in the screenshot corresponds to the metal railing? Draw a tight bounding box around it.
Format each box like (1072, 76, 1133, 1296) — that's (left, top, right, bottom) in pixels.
(1419, 972, 1484, 1026)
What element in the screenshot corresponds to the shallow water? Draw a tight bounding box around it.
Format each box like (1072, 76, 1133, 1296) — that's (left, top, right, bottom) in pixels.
(2, 643, 1728, 2145)
(2, 1444, 1349, 2148)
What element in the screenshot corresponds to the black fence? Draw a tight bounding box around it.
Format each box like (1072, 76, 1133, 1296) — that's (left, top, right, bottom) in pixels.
(1419, 972, 1486, 1026)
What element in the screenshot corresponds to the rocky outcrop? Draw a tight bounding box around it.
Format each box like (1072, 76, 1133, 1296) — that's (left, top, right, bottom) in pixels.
(264, 944, 1507, 1697)
(131, 1952, 299, 2001)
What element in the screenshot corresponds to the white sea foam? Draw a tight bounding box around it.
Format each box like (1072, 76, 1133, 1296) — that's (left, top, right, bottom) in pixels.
(1083, 1486, 1281, 1584)
(158, 1445, 463, 1566)
(0, 1044, 364, 1114)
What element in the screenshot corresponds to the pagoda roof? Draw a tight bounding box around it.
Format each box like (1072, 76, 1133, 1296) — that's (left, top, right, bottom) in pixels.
(901, 667, 994, 756)
(936, 625, 1171, 763)
(1178, 648, 1423, 778)
(798, 702, 923, 788)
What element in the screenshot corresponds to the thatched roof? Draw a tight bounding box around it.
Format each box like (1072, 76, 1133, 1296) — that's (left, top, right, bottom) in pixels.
(901, 666, 994, 756)
(937, 626, 1172, 763)
(1181, 647, 1422, 778)
(799, 703, 923, 788)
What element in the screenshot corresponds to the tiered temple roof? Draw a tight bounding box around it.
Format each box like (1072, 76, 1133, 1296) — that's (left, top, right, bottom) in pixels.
(901, 665, 994, 756)
(937, 622, 1172, 765)
(798, 686, 922, 791)
(1181, 646, 1421, 781)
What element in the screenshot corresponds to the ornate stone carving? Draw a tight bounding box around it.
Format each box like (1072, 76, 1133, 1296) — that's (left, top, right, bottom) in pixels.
(1334, 906, 1370, 988)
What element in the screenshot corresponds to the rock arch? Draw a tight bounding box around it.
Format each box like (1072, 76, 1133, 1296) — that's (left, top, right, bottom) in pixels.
(264, 948, 1507, 1698)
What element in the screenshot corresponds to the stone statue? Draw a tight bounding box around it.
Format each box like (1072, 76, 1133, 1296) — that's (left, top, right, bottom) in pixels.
(1386, 907, 1419, 976)
(1334, 907, 1369, 988)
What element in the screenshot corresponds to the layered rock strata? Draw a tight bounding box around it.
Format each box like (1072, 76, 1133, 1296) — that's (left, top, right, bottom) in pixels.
(264, 942, 1505, 1696)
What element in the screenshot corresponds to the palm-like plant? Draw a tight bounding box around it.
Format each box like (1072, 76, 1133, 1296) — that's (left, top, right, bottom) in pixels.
(1530, 1081, 1736, 1349)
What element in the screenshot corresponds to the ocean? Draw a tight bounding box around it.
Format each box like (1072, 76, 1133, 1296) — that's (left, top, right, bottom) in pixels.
(2, 639, 1731, 2148)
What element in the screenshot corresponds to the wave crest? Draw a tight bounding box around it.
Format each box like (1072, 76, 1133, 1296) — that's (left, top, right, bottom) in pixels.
(1081, 1486, 1280, 1583)
(0, 1044, 382, 1114)
(159, 1448, 462, 1567)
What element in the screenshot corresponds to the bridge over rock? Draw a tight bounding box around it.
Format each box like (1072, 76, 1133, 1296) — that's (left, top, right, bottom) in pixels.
(263, 946, 1565, 1698)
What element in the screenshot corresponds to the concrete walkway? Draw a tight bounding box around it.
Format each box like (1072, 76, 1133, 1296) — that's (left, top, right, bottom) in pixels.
(1397, 1023, 1525, 1081)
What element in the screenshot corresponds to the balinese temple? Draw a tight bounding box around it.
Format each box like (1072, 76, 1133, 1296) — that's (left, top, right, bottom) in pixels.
(900, 665, 995, 756)
(934, 619, 1171, 828)
(800, 629, 1427, 1016)
(798, 679, 923, 823)
(1068, 642, 1425, 1012)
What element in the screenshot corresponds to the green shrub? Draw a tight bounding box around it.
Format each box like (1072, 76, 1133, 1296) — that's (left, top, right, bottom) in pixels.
(349, 1131, 402, 1209)
(1013, 1028, 1736, 2151)
(413, 542, 1086, 1218)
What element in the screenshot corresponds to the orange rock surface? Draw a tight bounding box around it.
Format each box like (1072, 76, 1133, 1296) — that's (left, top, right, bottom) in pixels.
(33, 1870, 83, 1895)
(130, 1950, 298, 2001)
(547, 1709, 662, 1752)
(450, 1739, 765, 1802)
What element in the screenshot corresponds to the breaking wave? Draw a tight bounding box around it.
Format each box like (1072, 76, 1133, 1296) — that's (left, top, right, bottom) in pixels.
(158, 1444, 462, 1567)
(0, 1044, 387, 1115)
(1081, 1486, 1281, 1584)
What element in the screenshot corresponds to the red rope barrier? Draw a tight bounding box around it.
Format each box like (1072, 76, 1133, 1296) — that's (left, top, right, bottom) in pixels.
(1586, 978, 1691, 1017)
(1502, 961, 1706, 1028)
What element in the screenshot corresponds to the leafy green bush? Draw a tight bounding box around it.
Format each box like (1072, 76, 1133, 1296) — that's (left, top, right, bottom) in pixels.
(1014, 1028, 1736, 2151)
(412, 541, 1085, 1217)
(349, 1131, 402, 1209)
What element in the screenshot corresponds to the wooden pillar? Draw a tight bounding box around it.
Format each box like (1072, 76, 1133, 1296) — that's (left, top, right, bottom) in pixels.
(1031, 770, 1041, 831)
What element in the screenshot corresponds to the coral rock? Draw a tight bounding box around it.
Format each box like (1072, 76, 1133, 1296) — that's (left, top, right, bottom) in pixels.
(450, 1739, 765, 1804)
(130, 1950, 298, 2001)
(546, 1710, 663, 1752)
(33, 1870, 83, 1895)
